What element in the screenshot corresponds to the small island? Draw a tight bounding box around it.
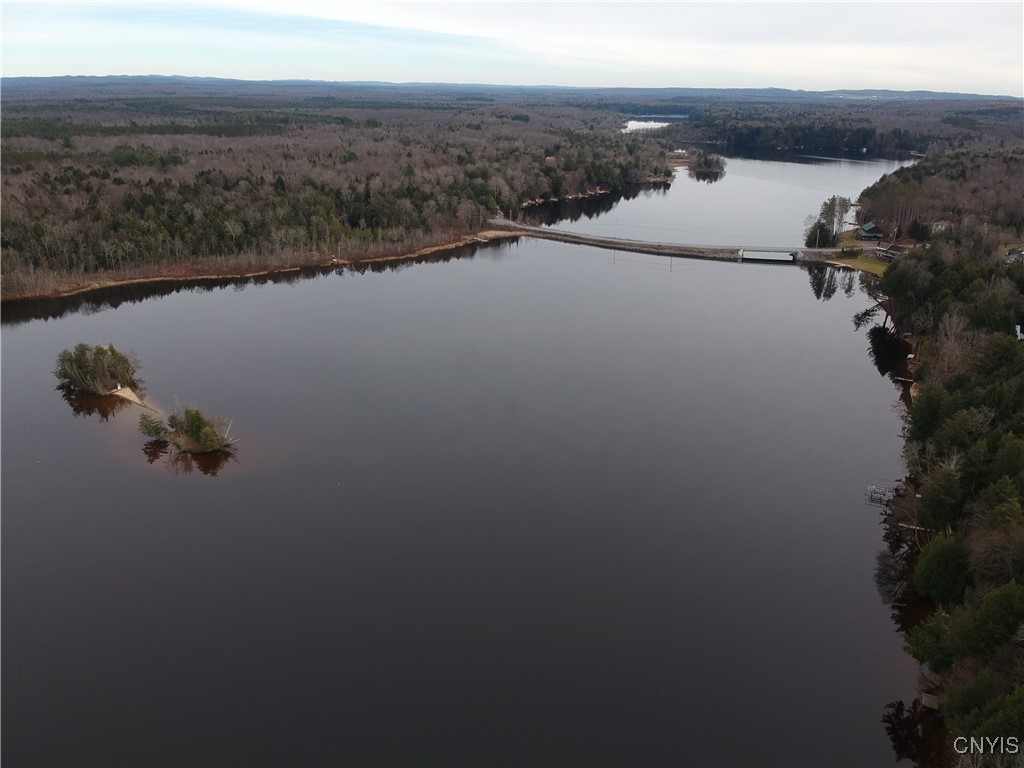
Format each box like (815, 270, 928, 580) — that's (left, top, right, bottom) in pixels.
(54, 342, 236, 457)
(139, 406, 236, 455)
(53, 343, 140, 396)
(667, 148, 727, 182)
(686, 149, 726, 181)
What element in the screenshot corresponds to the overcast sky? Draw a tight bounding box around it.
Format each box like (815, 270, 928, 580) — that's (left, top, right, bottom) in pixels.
(3, 1, 1022, 97)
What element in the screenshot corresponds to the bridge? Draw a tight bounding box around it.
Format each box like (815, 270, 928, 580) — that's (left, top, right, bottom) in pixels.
(488, 219, 839, 264)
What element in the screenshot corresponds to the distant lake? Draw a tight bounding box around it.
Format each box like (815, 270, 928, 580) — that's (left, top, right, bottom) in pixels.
(2, 156, 916, 766)
(622, 120, 671, 132)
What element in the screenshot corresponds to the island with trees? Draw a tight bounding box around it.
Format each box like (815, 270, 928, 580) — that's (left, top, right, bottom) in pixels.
(53, 342, 237, 460)
(665, 147, 726, 182)
(53, 342, 140, 396)
(138, 405, 236, 455)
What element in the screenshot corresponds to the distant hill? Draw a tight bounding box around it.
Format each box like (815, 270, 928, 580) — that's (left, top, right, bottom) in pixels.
(2, 75, 1018, 106)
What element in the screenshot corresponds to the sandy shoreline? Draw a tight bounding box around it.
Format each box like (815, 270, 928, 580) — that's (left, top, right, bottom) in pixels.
(2, 230, 521, 304)
(109, 386, 160, 412)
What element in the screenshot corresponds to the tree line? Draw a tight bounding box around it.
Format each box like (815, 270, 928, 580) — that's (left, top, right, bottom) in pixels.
(651, 94, 1022, 155)
(875, 247, 1024, 745)
(858, 148, 1024, 253)
(1, 91, 670, 298)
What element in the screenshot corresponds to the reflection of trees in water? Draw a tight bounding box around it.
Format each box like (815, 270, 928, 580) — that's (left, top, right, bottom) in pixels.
(806, 265, 918, 407)
(851, 266, 952, 762)
(852, 304, 883, 331)
(524, 191, 627, 226)
(521, 184, 670, 226)
(3, 243, 497, 326)
(867, 324, 911, 383)
(142, 439, 237, 477)
(803, 264, 859, 302)
(805, 263, 839, 301)
(686, 168, 726, 184)
(841, 270, 857, 297)
(882, 699, 949, 767)
(874, 546, 925, 633)
(875, 546, 914, 624)
(852, 274, 893, 340)
(875, 487, 950, 763)
(58, 387, 134, 421)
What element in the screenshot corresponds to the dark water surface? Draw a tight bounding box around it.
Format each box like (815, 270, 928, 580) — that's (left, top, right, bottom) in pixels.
(3, 159, 916, 767)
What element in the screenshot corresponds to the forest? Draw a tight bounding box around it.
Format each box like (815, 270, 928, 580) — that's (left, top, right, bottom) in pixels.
(2, 77, 1021, 301)
(875, 246, 1024, 756)
(857, 149, 1024, 255)
(813, 101, 1024, 757)
(0, 79, 671, 299)
(651, 96, 1023, 154)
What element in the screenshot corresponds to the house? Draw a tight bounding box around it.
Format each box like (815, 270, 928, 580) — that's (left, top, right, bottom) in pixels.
(875, 243, 909, 262)
(1007, 248, 1024, 264)
(856, 222, 885, 240)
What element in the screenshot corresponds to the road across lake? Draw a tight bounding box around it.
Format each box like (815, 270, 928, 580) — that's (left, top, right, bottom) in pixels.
(489, 218, 839, 262)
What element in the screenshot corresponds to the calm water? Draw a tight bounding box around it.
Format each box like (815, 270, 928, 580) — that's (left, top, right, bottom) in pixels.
(2, 158, 917, 766)
(533, 154, 911, 250)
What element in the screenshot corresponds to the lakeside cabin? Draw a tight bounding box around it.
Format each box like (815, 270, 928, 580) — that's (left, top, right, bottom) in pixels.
(856, 222, 885, 241)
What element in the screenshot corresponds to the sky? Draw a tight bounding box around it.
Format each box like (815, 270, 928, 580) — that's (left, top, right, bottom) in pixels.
(2, 1, 1022, 97)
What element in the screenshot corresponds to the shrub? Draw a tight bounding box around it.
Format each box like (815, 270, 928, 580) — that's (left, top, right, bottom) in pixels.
(151, 403, 235, 455)
(198, 425, 220, 453)
(138, 413, 168, 439)
(183, 407, 208, 441)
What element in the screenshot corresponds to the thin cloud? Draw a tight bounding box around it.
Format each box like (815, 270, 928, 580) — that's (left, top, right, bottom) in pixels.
(3, 1, 1021, 95)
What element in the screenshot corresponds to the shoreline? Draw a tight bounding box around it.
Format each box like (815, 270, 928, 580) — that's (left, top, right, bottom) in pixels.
(823, 257, 888, 277)
(1, 230, 521, 304)
(15, 207, 832, 322)
(2, 176, 677, 305)
(3, 229, 886, 307)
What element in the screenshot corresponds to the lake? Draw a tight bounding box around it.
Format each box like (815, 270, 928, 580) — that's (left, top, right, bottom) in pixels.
(2, 155, 918, 766)
(528, 153, 910, 254)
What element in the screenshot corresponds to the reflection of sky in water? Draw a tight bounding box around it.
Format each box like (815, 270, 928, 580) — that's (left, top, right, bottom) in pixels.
(4, 235, 916, 766)
(546, 155, 912, 247)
